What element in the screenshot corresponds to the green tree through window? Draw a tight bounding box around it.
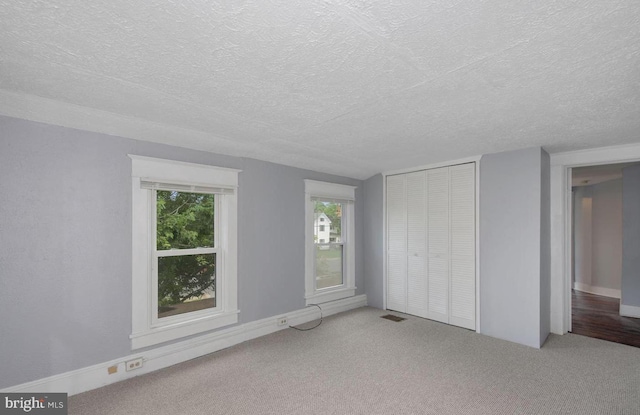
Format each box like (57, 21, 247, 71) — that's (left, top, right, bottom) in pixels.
(156, 191, 216, 312)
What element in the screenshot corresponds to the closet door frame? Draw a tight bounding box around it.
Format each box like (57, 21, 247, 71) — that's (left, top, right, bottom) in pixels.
(383, 156, 481, 333)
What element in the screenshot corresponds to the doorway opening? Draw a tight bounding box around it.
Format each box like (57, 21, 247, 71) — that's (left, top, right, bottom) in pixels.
(570, 163, 640, 347)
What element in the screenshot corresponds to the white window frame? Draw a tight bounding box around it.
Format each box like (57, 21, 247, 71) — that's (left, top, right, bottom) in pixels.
(304, 180, 356, 305)
(129, 155, 240, 349)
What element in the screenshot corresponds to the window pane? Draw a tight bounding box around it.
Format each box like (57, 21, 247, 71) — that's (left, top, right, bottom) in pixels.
(158, 253, 216, 319)
(315, 245, 343, 289)
(157, 191, 214, 250)
(314, 201, 343, 244)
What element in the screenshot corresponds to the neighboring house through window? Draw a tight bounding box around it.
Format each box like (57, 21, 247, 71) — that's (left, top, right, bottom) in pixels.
(129, 155, 240, 349)
(314, 212, 331, 243)
(304, 180, 356, 305)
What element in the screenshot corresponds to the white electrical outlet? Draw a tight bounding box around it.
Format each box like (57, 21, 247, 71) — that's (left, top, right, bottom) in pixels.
(277, 317, 288, 326)
(125, 357, 144, 371)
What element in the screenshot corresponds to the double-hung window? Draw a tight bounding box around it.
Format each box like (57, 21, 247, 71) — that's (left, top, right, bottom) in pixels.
(129, 155, 240, 349)
(304, 180, 356, 305)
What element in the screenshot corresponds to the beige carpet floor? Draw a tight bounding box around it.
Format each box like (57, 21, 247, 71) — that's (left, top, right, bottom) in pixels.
(70, 307, 640, 414)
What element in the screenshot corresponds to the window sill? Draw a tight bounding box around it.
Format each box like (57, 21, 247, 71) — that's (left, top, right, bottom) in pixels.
(305, 287, 356, 306)
(130, 310, 239, 350)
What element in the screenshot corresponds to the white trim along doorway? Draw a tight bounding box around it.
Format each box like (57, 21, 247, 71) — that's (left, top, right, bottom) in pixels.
(550, 143, 640, 335)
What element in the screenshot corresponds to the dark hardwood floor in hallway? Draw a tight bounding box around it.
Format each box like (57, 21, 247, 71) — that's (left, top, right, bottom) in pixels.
(571, 290, 640, 348)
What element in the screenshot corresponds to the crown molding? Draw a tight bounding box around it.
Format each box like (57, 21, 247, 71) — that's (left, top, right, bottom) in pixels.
(0, 89, 259, 157)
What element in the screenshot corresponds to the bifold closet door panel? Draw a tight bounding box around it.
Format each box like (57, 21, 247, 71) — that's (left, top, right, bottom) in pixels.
(386, 174, 407, 313)
(406, 171, 428, 318)
(449, 163, 476, 330)
(450, 259, 475, 329)
(387, 252, 407, 313)
(427, 167, 449, 323)
(427, 257, 449, 323)
(407, 256, 427, 317)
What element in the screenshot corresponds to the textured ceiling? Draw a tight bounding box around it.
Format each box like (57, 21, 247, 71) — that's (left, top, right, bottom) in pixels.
(1, 1, 639, 179)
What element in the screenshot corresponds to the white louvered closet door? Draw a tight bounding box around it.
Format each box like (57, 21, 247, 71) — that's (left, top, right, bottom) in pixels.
(385, 163, 475, 330)
(427, 167, 450, 324)
(449, 164, 476, 330)
(406, 171, 428, 318)
(386, 174, 407, 313)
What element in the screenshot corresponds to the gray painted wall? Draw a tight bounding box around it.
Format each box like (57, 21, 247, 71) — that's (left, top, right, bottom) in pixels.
(480, 147, 545, 348)
(573, 179, 622, 292)
(539, 149, 550, 345)
(0, 115, 363, 388)
(236, 157, 365, 323)
(591, 179, 623, 291)
(573, 186, 594, 287)
(363, 174, 384, 309)
(622, 165, 640, 308)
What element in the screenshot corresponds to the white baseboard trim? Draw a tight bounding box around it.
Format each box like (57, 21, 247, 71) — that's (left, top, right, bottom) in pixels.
(1, 295, 367, 397)
(573, 282, 621, 299)
(620, 304, 640, 319)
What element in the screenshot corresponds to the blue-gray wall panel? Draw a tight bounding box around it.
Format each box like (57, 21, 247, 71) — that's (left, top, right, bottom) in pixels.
(622, 165, 640, 308)
(0, 115, 362, 388)
(237, 158, 364, 323)
(480, 147, 542, 348)
(540, 149, 551, 345)
(363, 174, 384, 309)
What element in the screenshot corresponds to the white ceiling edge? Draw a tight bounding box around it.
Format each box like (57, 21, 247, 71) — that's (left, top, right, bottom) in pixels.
(0, 90, 370, 180)
(382, 155, 482, 176)
(572, 174, 621, 187)
(550, 143, 640, 167)
(6, 89, 639, 182)
(0, 89, 256, 159)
